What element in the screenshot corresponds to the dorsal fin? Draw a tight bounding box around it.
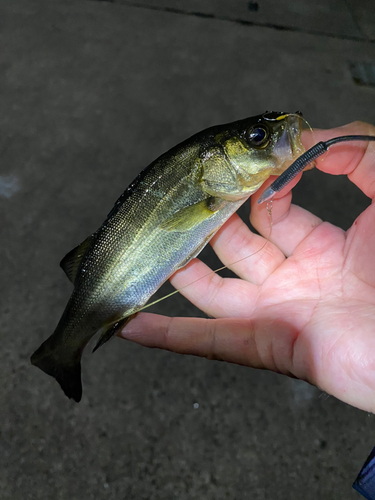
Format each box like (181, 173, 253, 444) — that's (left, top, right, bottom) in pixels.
(60, 236, 93, 284)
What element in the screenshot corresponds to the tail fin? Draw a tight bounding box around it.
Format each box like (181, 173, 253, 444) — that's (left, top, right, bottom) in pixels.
(31, 339, 82, 403)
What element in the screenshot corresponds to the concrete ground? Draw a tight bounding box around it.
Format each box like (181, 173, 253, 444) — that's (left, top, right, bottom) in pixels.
(1, 1, 375, 499)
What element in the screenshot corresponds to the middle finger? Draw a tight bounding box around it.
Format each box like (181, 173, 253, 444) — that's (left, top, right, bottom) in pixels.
(251, 189, 323, 256)
(209, 213, 286, 285)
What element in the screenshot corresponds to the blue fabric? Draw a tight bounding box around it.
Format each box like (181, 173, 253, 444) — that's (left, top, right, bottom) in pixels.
(353, 447, 375, 500)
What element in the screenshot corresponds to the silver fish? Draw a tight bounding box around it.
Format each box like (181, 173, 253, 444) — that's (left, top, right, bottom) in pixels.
(31, 111, 304, 402)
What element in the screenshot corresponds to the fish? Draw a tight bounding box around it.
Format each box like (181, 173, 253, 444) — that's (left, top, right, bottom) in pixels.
(31, 111, 304, 402)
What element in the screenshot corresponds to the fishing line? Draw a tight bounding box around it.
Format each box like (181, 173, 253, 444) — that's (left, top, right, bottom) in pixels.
(134, 201, 274, 314)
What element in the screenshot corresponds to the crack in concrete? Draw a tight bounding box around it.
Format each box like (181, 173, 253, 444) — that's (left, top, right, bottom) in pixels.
(88, 0, 375, 44)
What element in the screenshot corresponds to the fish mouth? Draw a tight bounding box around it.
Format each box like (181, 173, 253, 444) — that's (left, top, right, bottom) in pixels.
(287, 114, 305, 158)
(273, 114, 304, 168)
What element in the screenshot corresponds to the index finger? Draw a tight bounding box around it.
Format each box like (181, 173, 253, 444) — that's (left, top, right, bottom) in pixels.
(301, 121, 375, 199)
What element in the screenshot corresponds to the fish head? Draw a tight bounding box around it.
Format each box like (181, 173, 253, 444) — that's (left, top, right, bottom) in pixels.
(208, 111, 305, 198)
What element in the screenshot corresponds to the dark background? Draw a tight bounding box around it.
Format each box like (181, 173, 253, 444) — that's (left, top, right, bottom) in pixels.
(1, 1, 375, 499)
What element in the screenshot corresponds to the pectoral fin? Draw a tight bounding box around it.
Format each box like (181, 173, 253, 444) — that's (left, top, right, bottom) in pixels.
(160, 198, 225, 232)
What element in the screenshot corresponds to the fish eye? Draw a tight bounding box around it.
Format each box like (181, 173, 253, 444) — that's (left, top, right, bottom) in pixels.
(247, 126, 269, 147)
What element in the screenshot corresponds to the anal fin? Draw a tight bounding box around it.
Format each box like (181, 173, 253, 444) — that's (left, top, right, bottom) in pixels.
(92, 315, 134, 353)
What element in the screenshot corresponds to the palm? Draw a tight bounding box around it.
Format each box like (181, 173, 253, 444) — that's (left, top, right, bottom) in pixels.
(120, 123, 375, 412)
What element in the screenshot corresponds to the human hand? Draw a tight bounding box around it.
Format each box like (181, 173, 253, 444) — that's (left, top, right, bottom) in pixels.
(119, 121, 375, 413)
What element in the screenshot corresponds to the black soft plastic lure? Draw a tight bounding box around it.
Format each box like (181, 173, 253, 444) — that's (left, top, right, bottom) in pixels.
(258, 135, 375, 204)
